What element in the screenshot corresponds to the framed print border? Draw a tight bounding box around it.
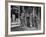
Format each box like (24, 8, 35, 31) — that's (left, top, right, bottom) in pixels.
(5, 1, 45, 36)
